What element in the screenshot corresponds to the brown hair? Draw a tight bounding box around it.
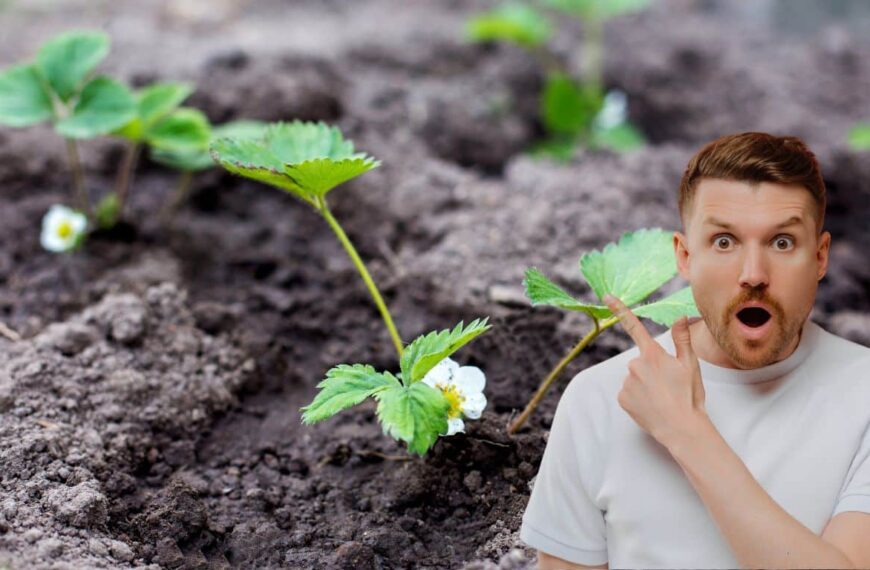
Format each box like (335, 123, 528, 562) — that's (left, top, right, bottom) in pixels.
(678, 132, 826, 234)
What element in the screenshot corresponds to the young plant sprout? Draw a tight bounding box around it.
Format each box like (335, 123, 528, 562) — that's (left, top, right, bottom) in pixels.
(152, 119, 268, 223)
(0, 30, 136, 216)
(300, 319, 491, 456)
(104, 82, 211, 226)
(466, 0, 649, 160)
(209, 120, 404, 355)
(508, 227, 699, 434)
(40, 204, 88, 253)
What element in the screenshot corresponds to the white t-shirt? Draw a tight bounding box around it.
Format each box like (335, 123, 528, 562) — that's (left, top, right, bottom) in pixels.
(520, 318, 870, 569)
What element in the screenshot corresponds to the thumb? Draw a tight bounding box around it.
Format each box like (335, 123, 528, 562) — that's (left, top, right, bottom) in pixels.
(671, 316, 697, 366)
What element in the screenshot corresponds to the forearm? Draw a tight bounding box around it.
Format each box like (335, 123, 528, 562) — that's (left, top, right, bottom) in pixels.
(665, 414, 855, 569)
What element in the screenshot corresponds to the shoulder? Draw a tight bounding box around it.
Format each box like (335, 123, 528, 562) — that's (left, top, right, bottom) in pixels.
(810, 320, 870, 369)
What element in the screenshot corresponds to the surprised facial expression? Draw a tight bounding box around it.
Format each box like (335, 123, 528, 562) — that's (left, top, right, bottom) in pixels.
(674, 178, 830, 369)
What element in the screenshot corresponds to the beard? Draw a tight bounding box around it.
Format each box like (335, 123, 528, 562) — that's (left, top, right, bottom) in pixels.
(699, 292, 806, 369)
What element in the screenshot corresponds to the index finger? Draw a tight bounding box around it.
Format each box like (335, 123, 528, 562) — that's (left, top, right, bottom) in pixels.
(604, 294, 656, 354)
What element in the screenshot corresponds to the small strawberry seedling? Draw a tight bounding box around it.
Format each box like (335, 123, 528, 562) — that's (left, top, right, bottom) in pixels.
(0, 30, 136, 217)
(210, 119, 403, 356)
(508, 227, 698, 433)
(466, 0, 649, 160)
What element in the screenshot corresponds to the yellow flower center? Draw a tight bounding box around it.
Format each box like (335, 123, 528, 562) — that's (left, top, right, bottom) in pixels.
(57, 221, 73, 239)
(437, 384, 465, 419)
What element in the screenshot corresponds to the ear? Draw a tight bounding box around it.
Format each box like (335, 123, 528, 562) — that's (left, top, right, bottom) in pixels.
(816, 230, 831, 281)
(674, 231, 690, 280)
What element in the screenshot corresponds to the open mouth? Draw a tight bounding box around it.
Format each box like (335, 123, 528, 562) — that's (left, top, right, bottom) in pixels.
(736, 307, 772, 328)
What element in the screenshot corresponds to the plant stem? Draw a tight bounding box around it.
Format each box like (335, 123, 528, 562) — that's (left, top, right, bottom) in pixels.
(159, 170, 194, 225)
(581, 16, 604, 89)
(318, 201, 404, 358)
(507, 315, 619, 435)
(531, 45, 567, 76)
(64, 138, 90, 216)
(114, 141, 142, 217)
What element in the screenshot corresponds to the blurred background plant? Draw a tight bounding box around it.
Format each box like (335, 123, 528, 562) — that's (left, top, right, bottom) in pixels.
(847, 121, 870, 151)
(466, 0, 650, 160)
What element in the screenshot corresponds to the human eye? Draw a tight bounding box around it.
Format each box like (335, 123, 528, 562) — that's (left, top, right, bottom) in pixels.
(772, 235, 795, 251)
(712, 234, 734, 250)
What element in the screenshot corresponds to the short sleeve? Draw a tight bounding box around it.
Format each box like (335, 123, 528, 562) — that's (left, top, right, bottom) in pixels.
(519, 380, 608, 566)
(832, 420, 870, 517)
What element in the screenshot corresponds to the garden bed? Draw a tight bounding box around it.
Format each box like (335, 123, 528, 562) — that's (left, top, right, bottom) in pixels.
(1, 0, 869, 568)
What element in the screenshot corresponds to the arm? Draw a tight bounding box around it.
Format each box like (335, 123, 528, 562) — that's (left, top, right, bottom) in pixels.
(665, 413, 858, 569)
(537, 550, 608, 570)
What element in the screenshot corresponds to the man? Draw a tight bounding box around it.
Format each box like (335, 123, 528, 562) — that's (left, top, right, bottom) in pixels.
(519, 132, 870, 569)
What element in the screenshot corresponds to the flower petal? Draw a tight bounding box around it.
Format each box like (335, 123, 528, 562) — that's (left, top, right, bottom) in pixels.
(446, 417, 465, 436)
(69, 211, 88, 233)
(422, 357, 459, 387)
(462, 392, 487, 419)
(452, 365, 485, 396)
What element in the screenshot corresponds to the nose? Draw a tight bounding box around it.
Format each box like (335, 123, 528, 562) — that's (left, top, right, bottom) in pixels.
(739, 244, 769, 289)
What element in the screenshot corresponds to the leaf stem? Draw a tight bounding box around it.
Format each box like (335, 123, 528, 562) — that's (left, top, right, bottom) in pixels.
(159, 170, 194, 225)
(64, 138, 90, 217)
(318, 200, 404, 358)
(507, 314, 619, 435)
(114, 141, 142, 217)
(581, 17, 604, 89)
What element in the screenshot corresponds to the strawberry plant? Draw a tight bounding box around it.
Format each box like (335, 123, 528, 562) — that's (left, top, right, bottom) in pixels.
(508, 227, 699, 433)
(466, 0, 649, 160)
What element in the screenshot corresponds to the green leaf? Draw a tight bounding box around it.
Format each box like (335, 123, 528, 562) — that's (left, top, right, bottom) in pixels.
(138, 82, 193, 126)
(541, 0, 651, 21)
(94, 192, 120, 229)
(0, 64, 54, 127)
(847, 123, 870, 151)
(580, 227, 677, 306)
(264, 121, 365, 164)
(541, 73, 604, 136)
(374, 382, 450, 456)
(399, 319, 492, 385)
(36, 30, 109, 101)
(631, 286, 699, 327)
(528, 136, 577, 161)
(55, 76, 136, 139)
(283, 157, 380, 199)
(589, 121, 645, 152)
(151, 119, 268, 172)
(145, 107, 211, 151)
(466, 3, 552, 48)
(210, 137, 314, 203)
(523, 267, 611, 318)
(210, 120, 380, 204)
(300, 364, 399, 424)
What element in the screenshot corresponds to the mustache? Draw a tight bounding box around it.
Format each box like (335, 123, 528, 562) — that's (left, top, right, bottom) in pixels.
(726, 292, 782, 319)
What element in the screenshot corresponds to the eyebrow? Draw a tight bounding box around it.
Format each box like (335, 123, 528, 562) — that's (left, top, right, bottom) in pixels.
(702, 215, 804, 230)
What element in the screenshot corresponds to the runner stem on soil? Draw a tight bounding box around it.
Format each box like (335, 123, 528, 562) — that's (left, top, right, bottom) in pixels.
(507, 314, 619, 434)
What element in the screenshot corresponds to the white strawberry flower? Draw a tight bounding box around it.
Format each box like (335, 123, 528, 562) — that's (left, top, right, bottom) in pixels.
(421, 357, 487, 436)
(592, 88, 628, 131)
(40, 204, 87, 253)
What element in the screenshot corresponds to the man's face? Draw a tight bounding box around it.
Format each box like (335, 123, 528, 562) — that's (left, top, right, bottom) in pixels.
(674, 178, 830, 369)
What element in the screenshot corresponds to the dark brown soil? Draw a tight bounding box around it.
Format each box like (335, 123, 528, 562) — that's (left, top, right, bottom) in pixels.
(1, 1, 869, 568)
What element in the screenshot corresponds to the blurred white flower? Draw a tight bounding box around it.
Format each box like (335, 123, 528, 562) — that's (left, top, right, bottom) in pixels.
(422, 357, 487, 436)
(40, 205, 87, 253)
(592, 88, 628, 131)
